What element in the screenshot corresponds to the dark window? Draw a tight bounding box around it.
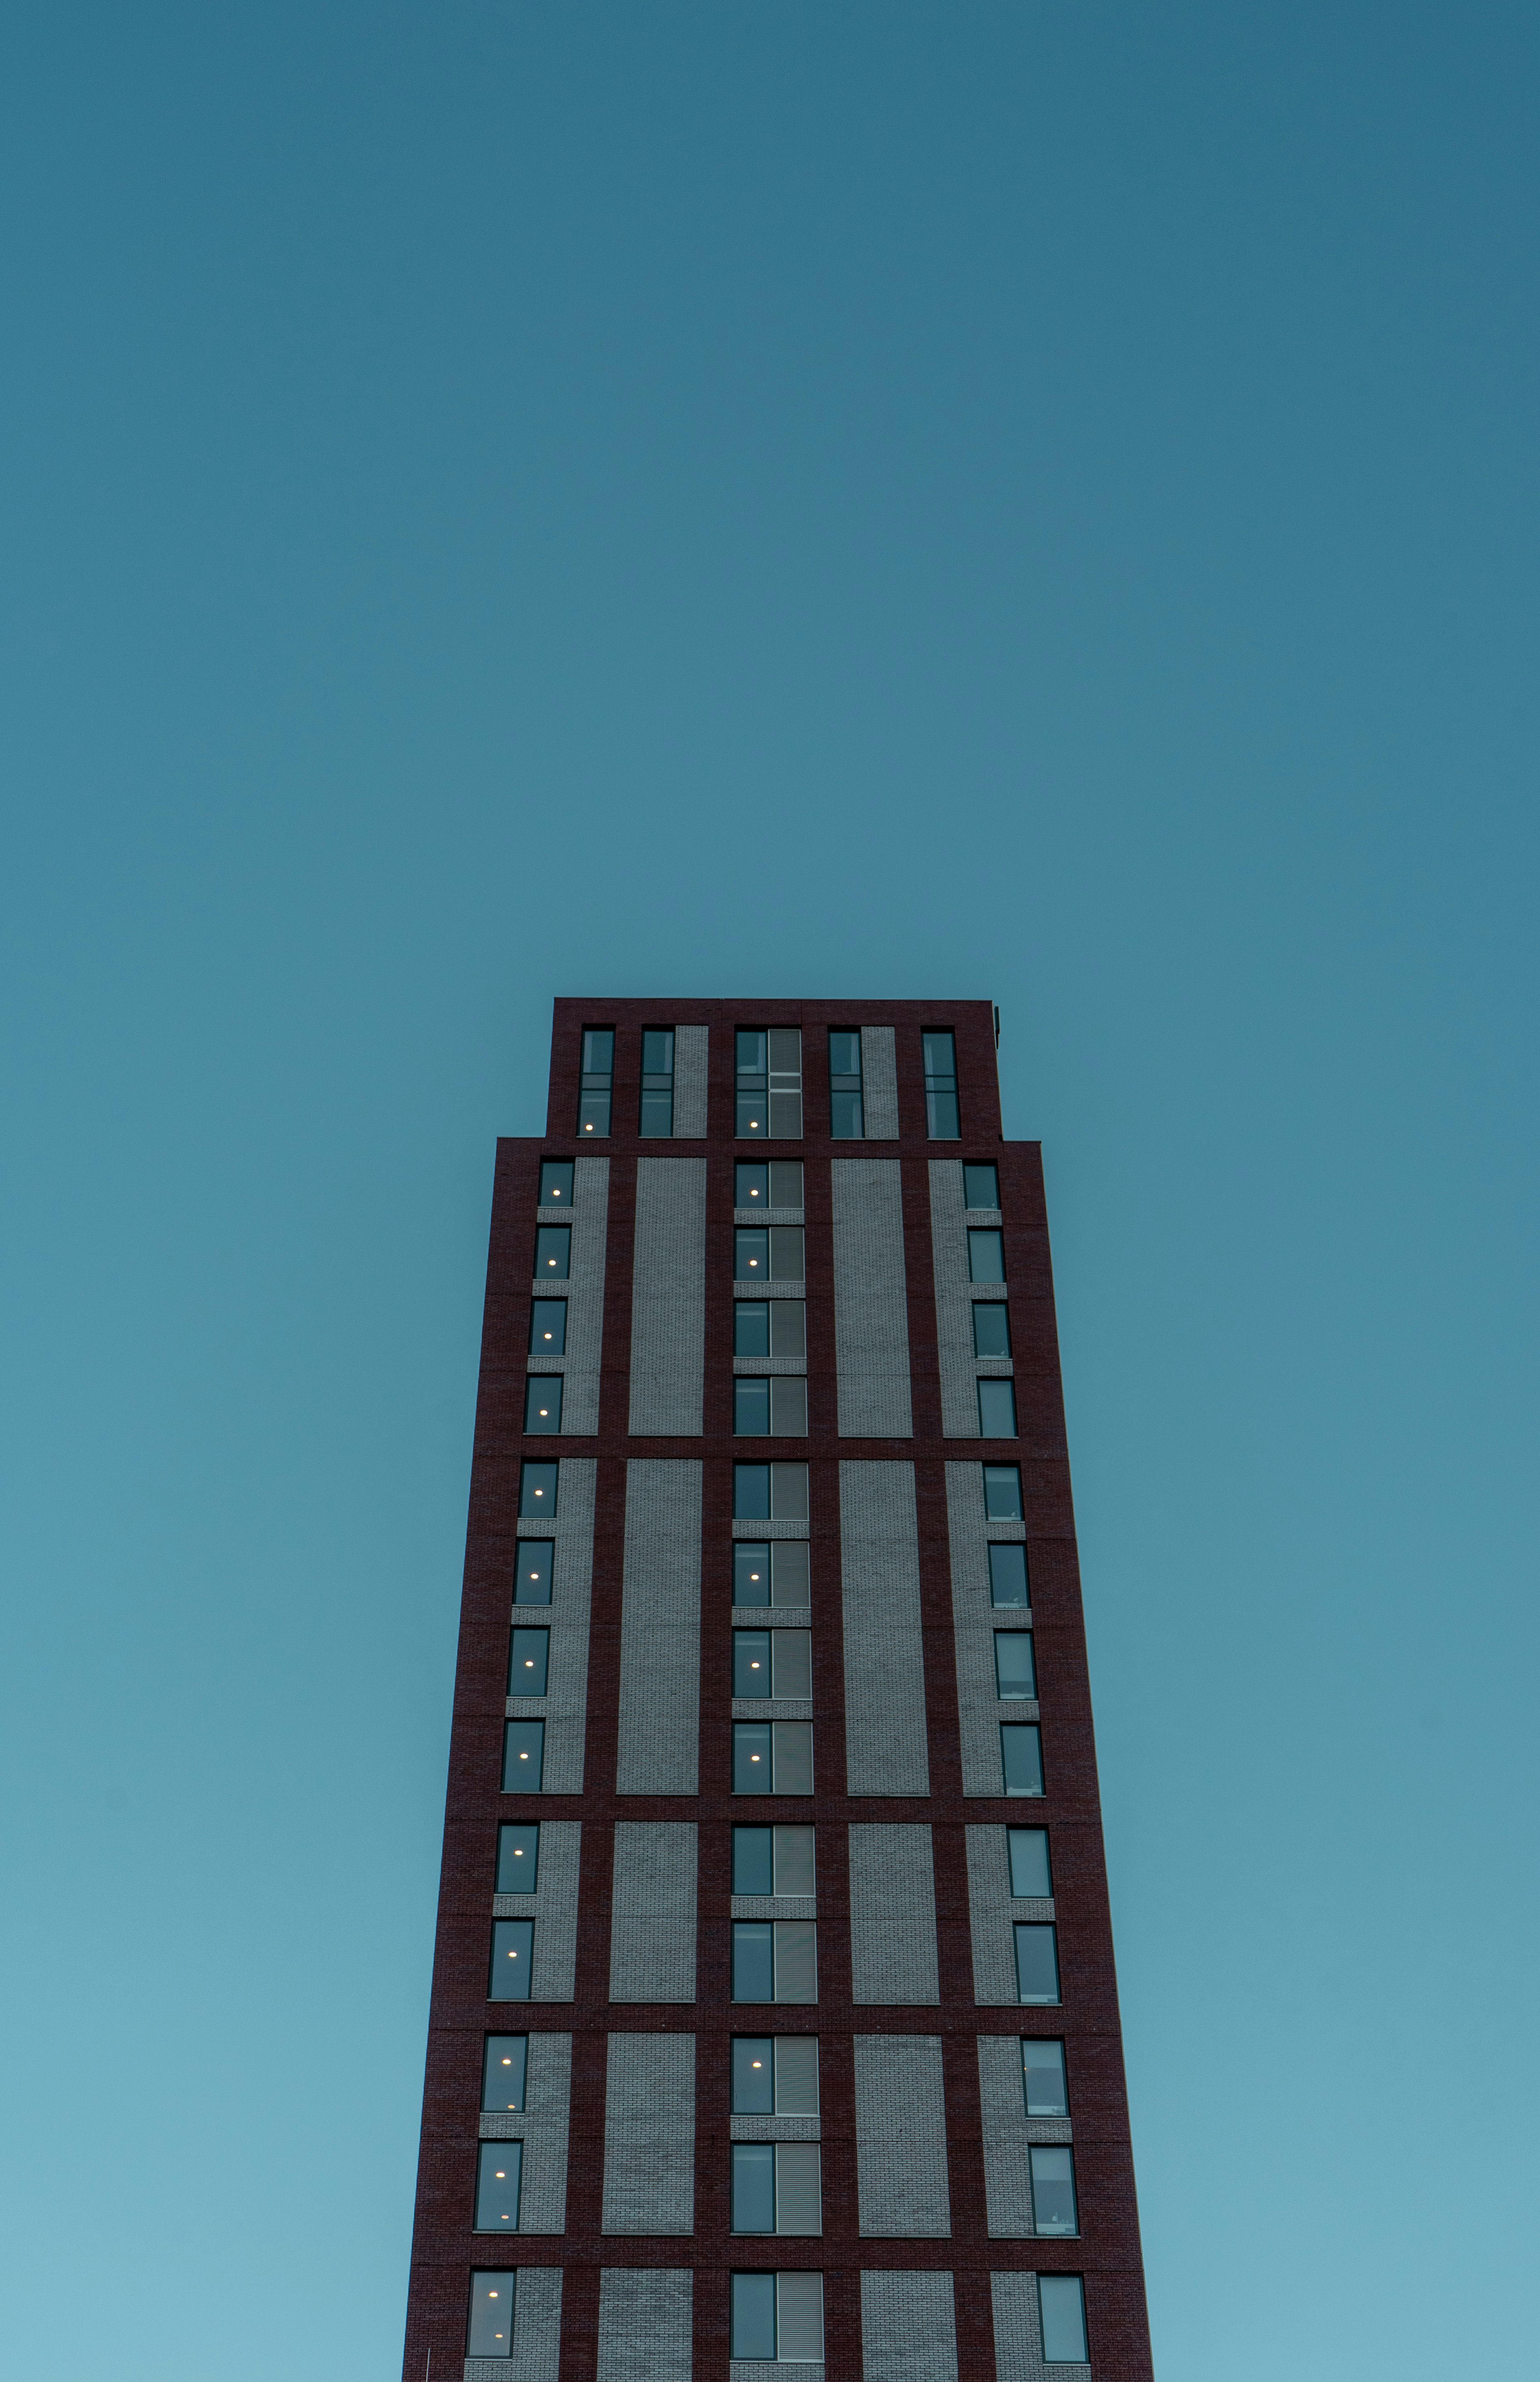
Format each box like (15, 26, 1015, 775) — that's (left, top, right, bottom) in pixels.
(734, 1539, 811, 1607)
(736, 1160, 805, 1208)
(1030, 2145, 1079, 2236)
(518, 1463, 558, 1519)
(578, 1028, 613, 1136)
(730, 2272, 823, 2359)
(467, 2270, 516, 2356)
(731, 2142, 776, 2232)
(984, 1464, 1023, 1520)
(733, 1463, 809, 1521)
(1001, 1723, 1043, 1796)
(482, 2035, 528, 2112)
(828, 1030, 863, 1137)
(734, 1379, 770, 1437)
(488, 1919, 533, 2001)
(995, 1632, 1036, 1699)
(972, 1303, 1011, 1357)
(524, 1376, 562, 1434)
(508, 1629, 549, 1696)
(496, 1823, 540, 1891)
(731, 2272, 777, 2356)
(733, 1827, 775, 1893)
(732, 2035, 776, 2113)
(1014, 1922, 1061, 2005)
(968, 1228, 1006, 1282)
(733, 1920, 775, 2001)
(734, 1633, 772, 1697)
(734, 1301, 806, 1359)
(1022, 2038, 1069, 2117)
(978, 1379, 1017, 1437)
(963, 1162, 999, 1209)
(529, 1301, 567, 1355)
(1008, 1827, 1052, 1897)
(640, 1028, 675, 1135)
(502, 1720, 545, 1790)
(1039, 2276, 1089, 2363)
(534, 1225, 570, 1279)
(475, 2141, 522, 2231)
(924, 1029, 959, 1137)
(538, 1160, 574, 1206)
(988, 1542, 1029, 1606)
(514, 1542, 554, 1605)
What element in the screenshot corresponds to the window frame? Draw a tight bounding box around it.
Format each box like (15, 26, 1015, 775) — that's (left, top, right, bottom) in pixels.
(488, 1917, 534, 2002)
(639, 1026, 675, 1136)
(923, 1028, 960, 1137)
(828, 1028, 864, 1138)
(467, 2268, 517, 2357)
(502, 1717, 546, 1791)
(537, 1159, 574, 1206)
(977, 1377, 1018, 1437)
(514, 1541, 555, 1605)
(473, 2140, 524, 2233)
(524, 1375, 563, 1434)
(577, 1026, 614, 1137)
(495, 1821, 541, 1891)
(481, 2034, 529, 2113)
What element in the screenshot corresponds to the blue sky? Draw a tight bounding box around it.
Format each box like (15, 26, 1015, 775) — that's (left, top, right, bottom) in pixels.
(0, 5, 1536, 2375)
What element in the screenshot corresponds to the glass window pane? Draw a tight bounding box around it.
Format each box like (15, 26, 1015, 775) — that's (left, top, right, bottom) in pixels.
(482, 2036, 528, 2112)
(734, 1722, 772, 1792)
(468, 2269, 517, 2355)
(524, 1376, 562, 1433)
(736, 1030, 768, 1081)
(777, 2271, 825, 2362)
(1014, 1922, 1061, 2005)
(769, 1377, 808, 1436)
(534, 1226, 571, 1278)
(731, 2142, 777, 2233)
(772, 1824, 816, 1896)
(732, 2037, 776, 2114)
(514, 1542, 554, 1604)
(735, 1378, 771, 1436)
(734, 1541, 772, 1601)
(475, 2141, 522, 2231)
(994, 1632, 1037, 1699)
(978, 1379, 1017, 1437)
(972, 1303, 1011, 1357)
(984, 1465, 1023, 1519)
(926, 1089, 960, 1137)
(508, 1629, 549, 1696)
(1022, 2038, 1068, 2117)
(1001, 1723, 1043, 1796)
(737, 1090, 768, 1136)
(518, 1463, 558, 1518)
(731, 2270, 777, 2356)
(923, 1030, 957, 1081)
(1039, 2275, 1088, 2363)
(641, 1030, 674, 1075)
(496, 1824, 541, 1892)
(768, 1090, 803, 1137)
(769, 1463, 809, 1519)
(733, 1827, 774, 1893)
(538, 1161, 574, 1206)
(767, 1028, 802, 1079)
(771, 1629, 813, 1698)
(968, 1228, 1006, 1282)
(581, 1029, 614, 1077)
(735, 1303, 771, 1358)
(770, 1541, 810, 1605)
(733, 1465, 772, 1520)
(732, 1921, 775, 2001)
(768, 1302, 806, 1359)
(640, 1086, 673, 1135)
(963, 1163, 999, 1209)
(734, 1632, 772, 1696)
(735, 1228, 769, 1279)
(830, 1089, 864, 1137)
(988, 1542, 1029, 1605)
(770, 1720, 814, 1793)
(577, 1090, 610, 1136)
(828, 1031, 862, 1078)
(1030, 2145, 1079, 2235)
(529, 1301, 567, 1355)
(768, 1226, 805, 1279)
(736, 1162, 769, 1206)
(768, 1162, 805, 1208)
(1007, 1827, 1052, 1897)
(488, 1919, 533, 2001)
(502, 1720, 545, 1790)
(774, 2034, 820, 2115)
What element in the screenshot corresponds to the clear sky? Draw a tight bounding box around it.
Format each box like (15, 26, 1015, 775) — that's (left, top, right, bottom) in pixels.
(0, 5, 1535, 2376)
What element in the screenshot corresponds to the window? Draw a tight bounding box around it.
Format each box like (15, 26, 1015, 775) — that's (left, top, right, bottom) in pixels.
(534, 1225, 570, 1279)
(1038, 2275, 1088, 2363)
(529, 1300, 567, 1355)
(963, 1162, 999, 1209)
(503, 1720, 545, 1790)
(514, 1542, 554, 1605)
(578, 1028, 613, 1135)
(968, 1228, 1006, 1282)
(731, 2271, 824, 2362)
(538, 1160, 574, 1206)
(733, 1629, 812, 1698)
(731, 1919, 817, 2002)
(468, 2270, 517, 2356)
(736, 1028, 803, 1137)
(496, 1823, 541, 1891)
(994, 1632, 1036, 1699)
(482, 2035, 529, 2112)
(1030, 2145, 1079, 2236)
(488, 1919, 533, 2001)
(1001, 1723, 1044, 1796)
(828, 1030, 863, 1137)
(475, 2141, 522, 2231)
(972, 1303, 1011, 1357)
(639, 1028, 675, 1134)
(924, 1030, 959, 1137)
(736, 1160, 805, 1209)
(519, 1462, 558, 1518)
(731, 2142, 821, 2233)
(984, 1464, 1023, 1519)
(524, 1377, 562, 1434)
(1007, 1827, 1052, 1897)
(734, 1225, 805, 1281)
(734, 1720, 814, 1793)
(734, 1541, 811, 1607)
(988, 1542, 1029, 1606)
(508, 1629, 549, 1696)
(732, 2034, 820, 2114)
(1021, 2038, 1069, 2117)
(978, 1379, 1018, 1437)
(1014, 1922, 1060, 2005)
(734, 1377, 809, 1436)
(734, 1300, 807, 1358)
(733, 1462, 809, 1521)
(733, 1824, 816, 1895)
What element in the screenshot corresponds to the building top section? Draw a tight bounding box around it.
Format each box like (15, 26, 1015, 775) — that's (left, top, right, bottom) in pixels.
(543, 996, 1003, 1149)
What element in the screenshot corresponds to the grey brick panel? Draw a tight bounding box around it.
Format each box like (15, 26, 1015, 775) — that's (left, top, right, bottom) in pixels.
(840, 1461, 930, 1795)
(472, 2032, 570, 2233)
(853, 2034, 952, 2236)
(488, 1817, 580, 1999)
(848, 1824, 940, 2004)
(463, 2265, 562, 2382)
(831, 1158, 914, 1437)
(596, 2267, 693, 2382)
(989, 2272, 1091, 2382)
(672, 1023, 709, 1136)
(600, 2031, 695, 2233)
(860, 1023, 900, 1137)
(946, 1461, 1036, 1798)
(731, 2367, 825, 2382)
(965, 1825, 1053, 2005)
(860, 2269, 959, 2382)
(548, 1157, 607, 1435)
(628, 1157, 707, 1434)
(609, 1820, 697, 2001)
(728, 2114, 821, 2141)
(512, 1461, 595, 1794)
(616, 1459, 702, 1794)
(976, 2034, 1035, 2236)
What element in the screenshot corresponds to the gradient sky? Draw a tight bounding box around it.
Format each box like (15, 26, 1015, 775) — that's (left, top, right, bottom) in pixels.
(1, 5, 1536, 2377)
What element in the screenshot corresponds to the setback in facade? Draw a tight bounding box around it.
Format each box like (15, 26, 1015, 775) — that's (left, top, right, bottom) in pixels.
(401, 998, 1153, 2382)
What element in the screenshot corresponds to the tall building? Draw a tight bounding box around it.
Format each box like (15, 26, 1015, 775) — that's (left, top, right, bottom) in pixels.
(401, 1000, 1153, 2382)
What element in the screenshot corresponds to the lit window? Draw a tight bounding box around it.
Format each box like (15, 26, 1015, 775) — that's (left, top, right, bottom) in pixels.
(474, 2141, 523, 2230)
(467, 2268, 517, 2356)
